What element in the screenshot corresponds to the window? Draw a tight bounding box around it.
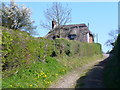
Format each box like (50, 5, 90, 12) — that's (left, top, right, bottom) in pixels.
(68, 35, 76, 40)
(79, 26, 85, 28)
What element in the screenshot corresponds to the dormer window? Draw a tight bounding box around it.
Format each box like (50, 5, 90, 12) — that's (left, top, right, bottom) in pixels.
(68, 34, 76, 40)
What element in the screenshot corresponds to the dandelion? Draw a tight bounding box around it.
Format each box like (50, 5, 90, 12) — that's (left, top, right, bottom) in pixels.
(40, 72, 44, 75)
(10, 85, 12, 87)
(55, 74, 58, 76)
(43, 74, 47, 77)
(38, 75, 40, 78)
(62, 69, 65, 72)
(29, 84, 33, 87)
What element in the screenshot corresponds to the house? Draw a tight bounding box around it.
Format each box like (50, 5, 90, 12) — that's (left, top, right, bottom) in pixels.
(45, 20, 94, 43)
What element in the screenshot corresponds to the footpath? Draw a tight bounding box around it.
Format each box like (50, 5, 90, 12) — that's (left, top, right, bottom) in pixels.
(50, 54, 109, 88)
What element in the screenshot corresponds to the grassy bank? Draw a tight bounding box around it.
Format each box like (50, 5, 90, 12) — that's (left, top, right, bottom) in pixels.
(2, 54, 102, 88)
(104, 34, 120, 88)
(1, 27, 102, 88)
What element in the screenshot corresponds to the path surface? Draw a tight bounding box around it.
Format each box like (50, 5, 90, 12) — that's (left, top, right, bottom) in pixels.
(50, 54, 109, 88)
(77, 54, 110, 88)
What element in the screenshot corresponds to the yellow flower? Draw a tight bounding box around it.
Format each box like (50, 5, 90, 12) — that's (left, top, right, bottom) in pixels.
(62, 69, 65, 72)
(44, 74, 47, 77)
(38, 76, 40, 78)
(10, 85, 12, 87)
(29, 84, 33, 87)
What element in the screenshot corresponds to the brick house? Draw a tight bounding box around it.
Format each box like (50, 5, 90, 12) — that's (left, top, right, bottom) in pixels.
(45, 20, 94, 43)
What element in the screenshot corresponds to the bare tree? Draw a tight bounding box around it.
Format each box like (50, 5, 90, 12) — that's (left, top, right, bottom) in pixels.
(40, 2, 71, 37)
(105, 30, 118, 46)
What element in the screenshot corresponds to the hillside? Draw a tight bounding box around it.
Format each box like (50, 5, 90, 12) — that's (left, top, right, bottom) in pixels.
(1, 27, 103, 88)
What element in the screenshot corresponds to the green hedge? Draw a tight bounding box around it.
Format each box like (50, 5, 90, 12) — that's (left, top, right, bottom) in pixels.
(104, 34, 120, 88)
(114, 34, 120, 61)
(1, 27, 102, 72)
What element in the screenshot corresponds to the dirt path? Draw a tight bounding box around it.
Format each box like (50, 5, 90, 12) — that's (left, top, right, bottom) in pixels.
(50, 54, 109, 88)
(76, 54, 110, 88)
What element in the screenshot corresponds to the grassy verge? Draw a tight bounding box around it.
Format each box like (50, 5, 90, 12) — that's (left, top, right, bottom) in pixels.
(57, 54, 103, 71)
(2, 54, 102, 88)
(2, 57, 67, 88)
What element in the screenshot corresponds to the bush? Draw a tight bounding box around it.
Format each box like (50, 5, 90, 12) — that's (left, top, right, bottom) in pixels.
(2, 26, 102, 74)
(104, 34, 120, 88)
(2, 26, 103, 88)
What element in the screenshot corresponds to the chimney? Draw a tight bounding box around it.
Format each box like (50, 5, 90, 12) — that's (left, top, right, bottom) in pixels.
(88, 23, 89, 29)
(52, 19, 57, 29)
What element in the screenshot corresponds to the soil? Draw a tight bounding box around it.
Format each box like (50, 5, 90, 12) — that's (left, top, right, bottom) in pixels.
(49, 54, 109, 88)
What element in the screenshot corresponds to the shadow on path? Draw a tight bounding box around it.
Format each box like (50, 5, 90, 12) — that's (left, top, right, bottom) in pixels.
(75, 55, 112, 88)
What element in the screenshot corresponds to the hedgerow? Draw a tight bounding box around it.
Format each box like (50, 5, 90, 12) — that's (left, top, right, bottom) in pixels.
(2, 26, 102, 72)
(104, 34, 120, 88)
(2, 26, 102, 88)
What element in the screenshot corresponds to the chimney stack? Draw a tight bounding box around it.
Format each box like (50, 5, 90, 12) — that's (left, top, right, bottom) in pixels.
(52, 19, 57, 29)
(88, 23, 89, 29)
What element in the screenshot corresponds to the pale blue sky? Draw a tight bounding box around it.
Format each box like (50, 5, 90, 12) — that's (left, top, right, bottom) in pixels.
(13, 2, 118, 52)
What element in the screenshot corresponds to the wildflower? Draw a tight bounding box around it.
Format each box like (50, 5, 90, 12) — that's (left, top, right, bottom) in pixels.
(40, 72, 44, 75)
(38, 76, 40, 78)
(29, 84, 33, 87)
(43, 74, 47, 77)
(10, 85, 12, 87)
(62, 69, 65, 72)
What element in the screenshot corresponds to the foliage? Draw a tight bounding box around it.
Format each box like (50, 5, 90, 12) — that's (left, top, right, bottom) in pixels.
(0, 1, 36, 34)
(104, 34, 120, 88)
(2, 57, 67, 88)
(2, 26, 102, 88)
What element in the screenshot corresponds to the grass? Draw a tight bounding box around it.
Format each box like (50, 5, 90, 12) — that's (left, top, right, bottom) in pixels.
(57, 54, 103, 71)
(1, 26, 103, 88)
(2, 57, 67, 88)
(2, 54, 103, 88)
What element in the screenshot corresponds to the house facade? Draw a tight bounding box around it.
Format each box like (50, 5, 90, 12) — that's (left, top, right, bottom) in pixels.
(45, 20, 94, 43)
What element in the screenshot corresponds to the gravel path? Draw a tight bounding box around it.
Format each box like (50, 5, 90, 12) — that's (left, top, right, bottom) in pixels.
(50, 54, 109, 88)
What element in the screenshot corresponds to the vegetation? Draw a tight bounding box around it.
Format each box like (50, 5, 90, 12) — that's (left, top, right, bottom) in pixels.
(40, 2, 71, 30)
(104, 34, 120, 88)
(1, 2, 36, 34)
(2, 27, 102, 88)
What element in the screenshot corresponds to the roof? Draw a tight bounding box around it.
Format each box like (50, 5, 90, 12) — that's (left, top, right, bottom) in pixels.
(69, 29, 77, 35)
(61, 24, 87, 29)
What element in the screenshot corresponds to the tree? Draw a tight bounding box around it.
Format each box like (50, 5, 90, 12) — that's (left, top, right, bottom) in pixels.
(40, 2, 71, 37)
(0, 1, 36, 34)
(105, 30, 118, 47)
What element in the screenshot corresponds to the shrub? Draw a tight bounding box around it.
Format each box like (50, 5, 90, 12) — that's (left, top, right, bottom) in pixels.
(2, 26, 102, 74)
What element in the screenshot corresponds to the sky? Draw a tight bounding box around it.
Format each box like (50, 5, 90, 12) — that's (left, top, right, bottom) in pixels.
(4, 1, 118, 53)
